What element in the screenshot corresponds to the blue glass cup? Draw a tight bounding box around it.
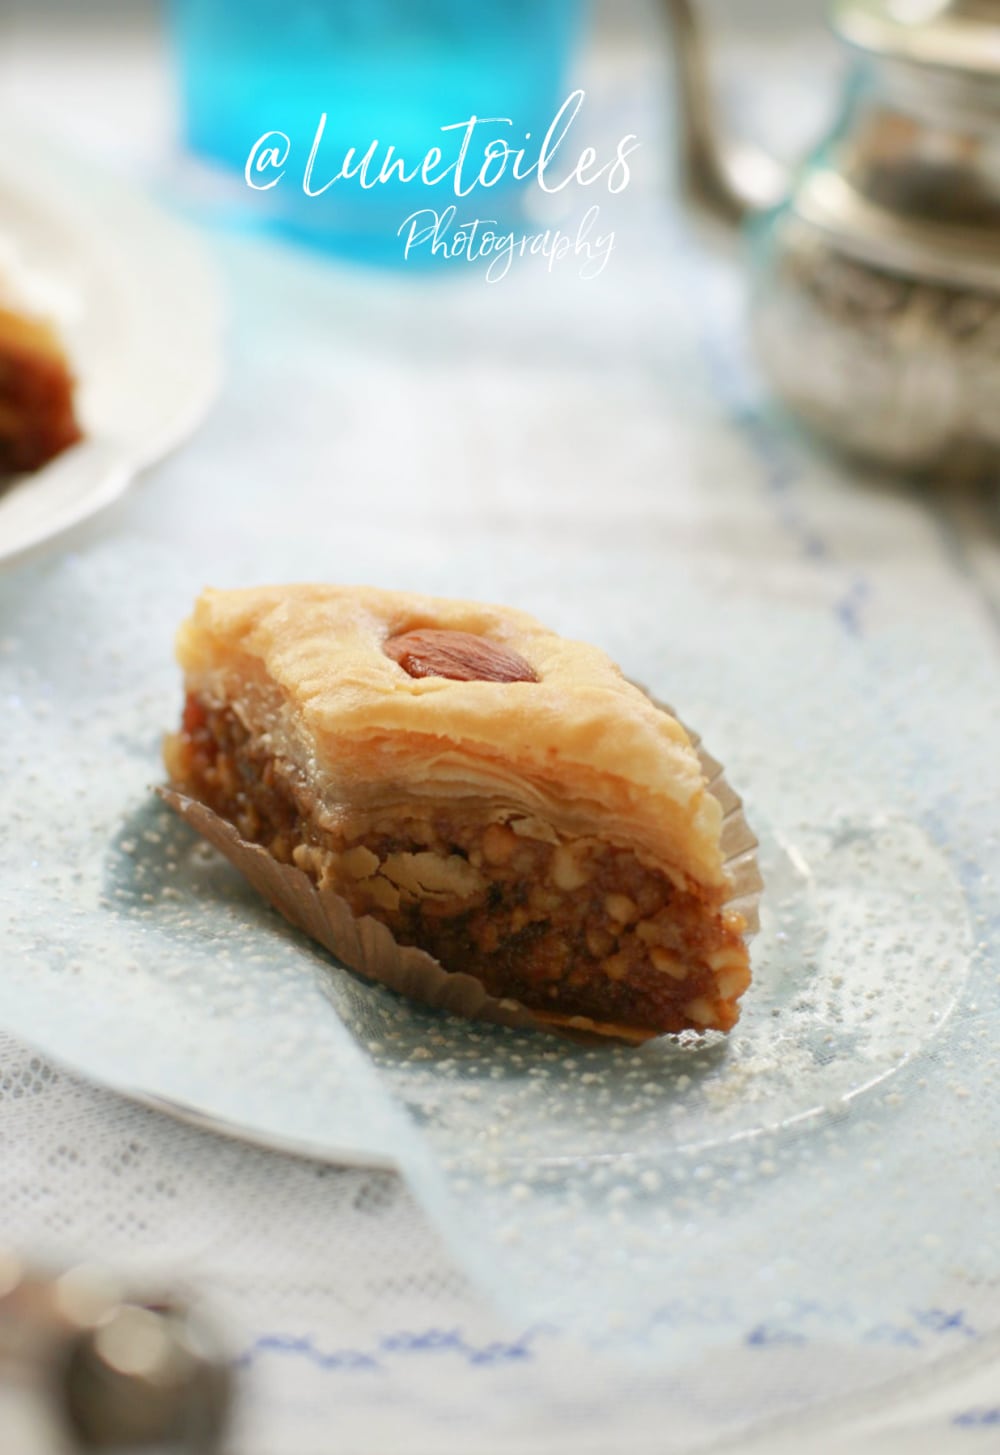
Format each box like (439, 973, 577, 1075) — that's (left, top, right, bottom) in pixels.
(170, 0, 583, 264)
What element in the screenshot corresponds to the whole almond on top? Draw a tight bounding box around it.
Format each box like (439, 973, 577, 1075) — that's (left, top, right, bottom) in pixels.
(383, 628, 539, 684)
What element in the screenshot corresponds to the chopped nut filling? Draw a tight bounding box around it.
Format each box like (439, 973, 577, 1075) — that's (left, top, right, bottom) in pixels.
(167, 695, 750, 1034)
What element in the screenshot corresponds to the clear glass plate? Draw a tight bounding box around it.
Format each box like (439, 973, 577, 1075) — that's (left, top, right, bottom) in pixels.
(0, 525, 990, 1364)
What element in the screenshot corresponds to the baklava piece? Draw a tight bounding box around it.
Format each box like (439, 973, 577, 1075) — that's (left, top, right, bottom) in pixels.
(163, 585, 757, 1038)
(0, 304, 81, 475)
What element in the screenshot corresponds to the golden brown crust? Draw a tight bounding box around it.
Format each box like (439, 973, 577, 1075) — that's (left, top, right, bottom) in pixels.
(174, 584, 728, 890)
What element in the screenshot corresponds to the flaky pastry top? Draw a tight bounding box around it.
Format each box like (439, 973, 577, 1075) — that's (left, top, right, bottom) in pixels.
(174, 584, 728, 889)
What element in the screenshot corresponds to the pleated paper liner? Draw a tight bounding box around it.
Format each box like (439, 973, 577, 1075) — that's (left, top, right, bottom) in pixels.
(659, 703, 763, 938)
(157, 704, 762, 1047)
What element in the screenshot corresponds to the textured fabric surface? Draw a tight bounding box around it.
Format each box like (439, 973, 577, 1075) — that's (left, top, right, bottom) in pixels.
(3, 1029, 1000, 1455)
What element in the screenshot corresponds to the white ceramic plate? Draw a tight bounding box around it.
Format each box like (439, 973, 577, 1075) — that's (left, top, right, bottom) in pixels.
(0, 123, 222, 564)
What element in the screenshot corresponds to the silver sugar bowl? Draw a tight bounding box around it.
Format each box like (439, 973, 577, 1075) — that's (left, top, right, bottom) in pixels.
(0, 1251, 231, 1453)
(666, 0, 1000, 472)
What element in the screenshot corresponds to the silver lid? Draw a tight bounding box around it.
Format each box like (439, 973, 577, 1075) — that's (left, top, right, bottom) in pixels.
(833, 0, 1000, 76)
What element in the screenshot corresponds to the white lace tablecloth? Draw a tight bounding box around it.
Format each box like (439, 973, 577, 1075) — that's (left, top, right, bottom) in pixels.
(2, 3, 1000, 1452)
(4, 1026, 1000, 1455)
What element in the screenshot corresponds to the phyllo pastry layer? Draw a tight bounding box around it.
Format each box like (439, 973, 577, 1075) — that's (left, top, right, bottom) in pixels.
(163, 584, 758, 1039)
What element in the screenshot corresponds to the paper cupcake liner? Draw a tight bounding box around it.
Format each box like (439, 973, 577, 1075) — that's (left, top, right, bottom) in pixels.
(156, 701, 761, 1046)
(662, 708, 763, 938)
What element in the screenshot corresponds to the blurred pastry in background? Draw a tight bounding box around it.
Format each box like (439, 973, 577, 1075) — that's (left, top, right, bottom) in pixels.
(0, 237, 82, 476)
(0, 305, 82, 475)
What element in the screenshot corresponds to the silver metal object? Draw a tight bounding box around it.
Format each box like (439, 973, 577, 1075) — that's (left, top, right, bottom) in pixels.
(0, 1252, 232, 1453)
(664, 0, 1000, 471)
